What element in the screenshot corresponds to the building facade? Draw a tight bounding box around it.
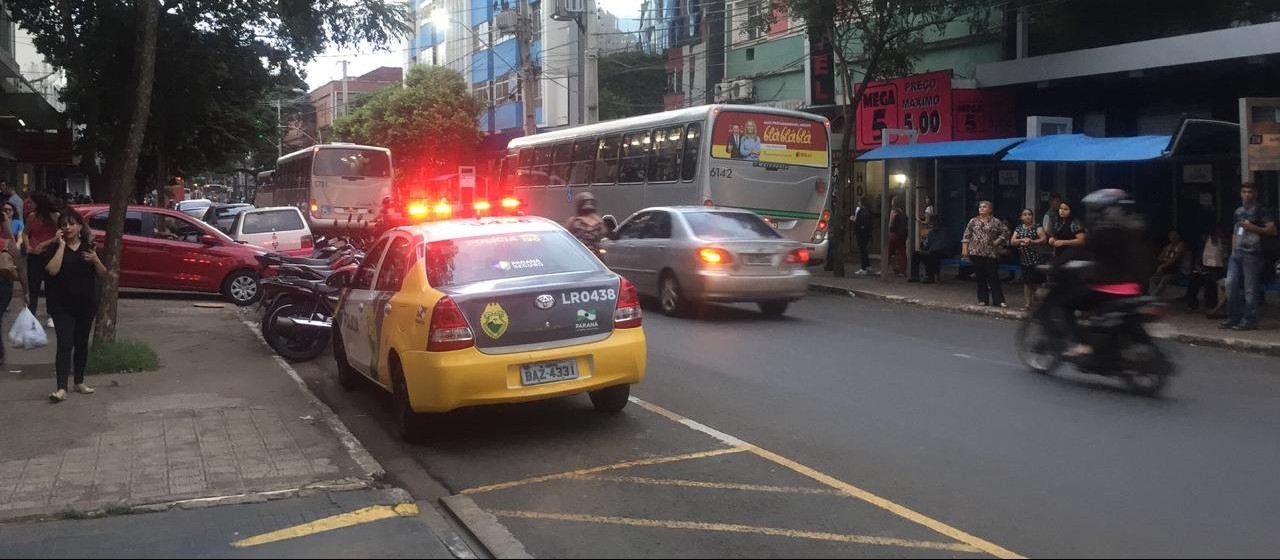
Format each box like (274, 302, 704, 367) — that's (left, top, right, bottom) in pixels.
(310, 66, 403, 132)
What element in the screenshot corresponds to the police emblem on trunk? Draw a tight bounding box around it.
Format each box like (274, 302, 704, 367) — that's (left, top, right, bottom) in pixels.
(480, 302, 509, 340)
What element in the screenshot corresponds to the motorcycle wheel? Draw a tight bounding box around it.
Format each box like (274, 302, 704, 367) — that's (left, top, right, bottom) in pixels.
(1015, 317, 1062, 375)
(264, 302, 330, 363)
(1121, 341, 1173, 398)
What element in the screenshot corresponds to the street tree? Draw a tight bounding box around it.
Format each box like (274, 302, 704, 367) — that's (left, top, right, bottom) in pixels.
(332, 65, 485, 188)
(8, 0, 410, 341)
(598, 51, 667, 121)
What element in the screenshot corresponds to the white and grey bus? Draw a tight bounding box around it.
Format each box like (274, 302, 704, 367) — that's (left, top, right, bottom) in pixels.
(257, 143, 393, 233)
(501, 105, 832, 261)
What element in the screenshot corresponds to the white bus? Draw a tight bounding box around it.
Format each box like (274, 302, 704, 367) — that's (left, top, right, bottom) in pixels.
(258, 143, 393, 232)
(502, 105, 832, 262)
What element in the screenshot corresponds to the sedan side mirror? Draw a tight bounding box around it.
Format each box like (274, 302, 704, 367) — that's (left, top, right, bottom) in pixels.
(326, 265, 357, 288)
(199, 234, 220, 246)
(602, 215, 618, 232)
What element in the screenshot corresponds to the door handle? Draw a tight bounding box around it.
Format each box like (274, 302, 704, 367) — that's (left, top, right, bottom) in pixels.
(383, 305, 392, 317)
(654, 244, 667, 250)
(358, 303, 365, 311)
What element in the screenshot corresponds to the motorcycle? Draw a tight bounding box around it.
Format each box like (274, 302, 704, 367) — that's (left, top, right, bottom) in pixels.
(1016, 264, 1177, 397)
(259, 264, 356, 362)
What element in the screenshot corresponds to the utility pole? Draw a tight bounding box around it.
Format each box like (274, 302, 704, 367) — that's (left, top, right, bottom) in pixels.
(340, 59, 350, 118)
(583, 0, 598, 124)
(518, 0, 537, 136)
(275, 98, 282, 157)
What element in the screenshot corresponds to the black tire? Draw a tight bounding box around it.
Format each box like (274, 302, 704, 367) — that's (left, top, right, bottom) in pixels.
(391, 358, 431, 443)
(263, 302, 330, 363)
(758, 301, 789, 317)
(659, 272, 691, 317)
(1121, 342, 1173, 398)
(1015, 317, 1061, 376)
(589, 384, 630, 414)
(332, 321, 362, 391)
(222, 270, 261, 306)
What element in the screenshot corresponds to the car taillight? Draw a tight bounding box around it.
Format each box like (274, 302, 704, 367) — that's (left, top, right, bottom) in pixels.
(816, 179, 828, 194)
(614, 278, 642, 329)
(501, 197, 521, 211)
(427, 296, 474, 352)
(785, 248, 810, 265)
(407, 202, 428, 218)
(473, 200, 492, 214)
(301, 235, 313, 249)
(813, 210, 830, 242)
(698, 247, 732, 265)
(309, 199, 319, 213)
(433, 201, 453, 219)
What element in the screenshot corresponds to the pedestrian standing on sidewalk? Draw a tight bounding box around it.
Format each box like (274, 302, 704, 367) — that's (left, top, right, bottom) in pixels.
(1184, 226, 1227, 313)
(1011, 208, 1048, 309)
(0, 202, 26, 366)
(888, 196, 908, 278)
(850, 196, 874, 275)
(25, 192, 61, 326)
(962, 200, 1011, 307)
(1042, 193, 1063, 233)
(1221, 182, 1277, 331)
(44, 211, 107, 403)
(1048, 200, 1086, 259)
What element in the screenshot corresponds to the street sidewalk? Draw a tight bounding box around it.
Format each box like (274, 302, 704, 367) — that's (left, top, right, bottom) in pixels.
(810, 267, 1280, 356)
(0, 296, 379, 521)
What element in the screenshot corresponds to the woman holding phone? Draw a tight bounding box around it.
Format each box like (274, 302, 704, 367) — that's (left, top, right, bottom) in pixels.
(44, 211, 107, 403)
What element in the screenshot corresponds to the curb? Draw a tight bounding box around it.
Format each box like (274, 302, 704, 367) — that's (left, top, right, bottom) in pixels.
(810, 282, 1280, 357)
(242, 320, 387, 481)
(440, 495, 533, 559)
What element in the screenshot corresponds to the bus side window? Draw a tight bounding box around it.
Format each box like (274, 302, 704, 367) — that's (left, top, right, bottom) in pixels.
(681, 123, 702, 182)
(550, 142, 573, 187)
(533, 146, 552, 187)
(648, 125, 684, 183)
(517, 148, 534, 187)
(569, 139, 595, 187)
(594, 135, 620, 185)
(618, 131, 650, 184)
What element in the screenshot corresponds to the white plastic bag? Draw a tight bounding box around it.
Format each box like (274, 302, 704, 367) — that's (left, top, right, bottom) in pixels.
(8, 308, 48, 350)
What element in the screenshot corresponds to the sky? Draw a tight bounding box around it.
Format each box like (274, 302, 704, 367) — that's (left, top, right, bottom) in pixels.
(304, 0, 644, 91)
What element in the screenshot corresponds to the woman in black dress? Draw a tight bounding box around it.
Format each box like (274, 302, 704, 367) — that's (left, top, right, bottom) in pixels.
(45, 211, 107, 403)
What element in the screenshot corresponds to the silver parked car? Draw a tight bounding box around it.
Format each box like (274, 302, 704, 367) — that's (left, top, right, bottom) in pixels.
(599, 207, 811, 317)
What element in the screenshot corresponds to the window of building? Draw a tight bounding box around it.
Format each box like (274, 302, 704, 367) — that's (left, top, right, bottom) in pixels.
(746, 47, 755, 61)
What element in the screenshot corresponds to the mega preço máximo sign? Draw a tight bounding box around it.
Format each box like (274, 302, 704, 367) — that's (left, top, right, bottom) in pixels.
(856, 70, 954, 150)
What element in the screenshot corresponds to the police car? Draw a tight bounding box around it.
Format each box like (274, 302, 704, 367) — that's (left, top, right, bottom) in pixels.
(331, 215, 646, 440)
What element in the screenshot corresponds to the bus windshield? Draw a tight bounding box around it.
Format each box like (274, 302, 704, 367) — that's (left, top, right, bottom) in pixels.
(313, 148, 391, 178)
(710, 112, 829, 168)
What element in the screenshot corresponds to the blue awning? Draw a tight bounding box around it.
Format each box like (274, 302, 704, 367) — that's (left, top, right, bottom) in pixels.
(857, 137, 1025, 160)
(1002, 134, 1172, 162)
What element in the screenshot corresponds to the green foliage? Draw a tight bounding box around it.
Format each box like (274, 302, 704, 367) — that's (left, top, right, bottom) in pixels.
(88, 338, 159, 374)
(332, 65, 485, 180)
(598, 51, 667, 120)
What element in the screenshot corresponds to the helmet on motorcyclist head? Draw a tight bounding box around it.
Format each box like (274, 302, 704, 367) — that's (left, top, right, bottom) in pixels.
(573, 191, 598, 215)
(1082, 188, 1142, 232)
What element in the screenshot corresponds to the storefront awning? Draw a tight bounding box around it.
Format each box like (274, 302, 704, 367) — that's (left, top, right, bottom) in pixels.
(1002, 134, 1172, 162)
(857, 137, 1025, 161)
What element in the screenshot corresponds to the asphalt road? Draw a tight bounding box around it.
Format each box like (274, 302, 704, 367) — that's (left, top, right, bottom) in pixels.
(297, 293, 1280, 559)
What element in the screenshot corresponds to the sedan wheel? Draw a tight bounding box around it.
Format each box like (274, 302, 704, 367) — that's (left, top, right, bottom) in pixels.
(660, 274, 689, 317)
(223, 271, 260, 306)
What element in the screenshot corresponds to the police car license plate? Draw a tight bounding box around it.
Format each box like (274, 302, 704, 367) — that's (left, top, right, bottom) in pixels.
(520, 360, 579, 386)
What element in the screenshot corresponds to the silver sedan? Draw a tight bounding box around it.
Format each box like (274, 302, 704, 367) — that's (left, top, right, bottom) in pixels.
(598, 207, 811, 317)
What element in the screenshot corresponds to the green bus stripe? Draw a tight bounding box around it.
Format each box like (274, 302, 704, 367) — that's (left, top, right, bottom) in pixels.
(726, 207, 822, 220)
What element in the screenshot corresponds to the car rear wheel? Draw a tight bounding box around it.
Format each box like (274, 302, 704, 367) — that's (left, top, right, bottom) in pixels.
(659, 273, 690, 317)
(391, 358, 431, 443)
(758, 301, 789, 317)
(222, 270, 260, 306)
(589, 384, 630, 414)
(332, 320, 362, 391)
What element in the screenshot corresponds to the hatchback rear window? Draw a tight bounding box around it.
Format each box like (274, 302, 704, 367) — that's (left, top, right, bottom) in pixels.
(425, 230, 600, 288)
(683, 211, 782, 240)
(241, 210, 305, 234)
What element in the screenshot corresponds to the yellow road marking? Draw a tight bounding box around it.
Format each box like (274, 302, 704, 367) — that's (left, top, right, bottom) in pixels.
(489, 510, 983, 553)
(230, 503, 419, 548)
(629, 398, 1025, 560)
(460, 446, 749, 495)
(571, 474, 845, 496)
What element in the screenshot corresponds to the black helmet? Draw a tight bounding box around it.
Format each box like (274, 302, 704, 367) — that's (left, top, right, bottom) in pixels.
(1082, 188, 1141, 232)
(573, 191, 598, 214)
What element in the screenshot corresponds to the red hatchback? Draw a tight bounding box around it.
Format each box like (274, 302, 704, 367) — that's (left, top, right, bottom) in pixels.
(76, 205, 265, 305)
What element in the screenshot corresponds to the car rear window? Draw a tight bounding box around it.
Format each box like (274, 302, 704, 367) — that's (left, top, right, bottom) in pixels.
(241, 210, 305, 234)
(425, 230, 600, 288)
(683, 211, 782, 240)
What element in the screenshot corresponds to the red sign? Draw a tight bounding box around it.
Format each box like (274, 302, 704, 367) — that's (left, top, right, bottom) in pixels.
(808, 28, 835, 106)
(952, 88, 1016, 141)
(855, 70, 954, 151)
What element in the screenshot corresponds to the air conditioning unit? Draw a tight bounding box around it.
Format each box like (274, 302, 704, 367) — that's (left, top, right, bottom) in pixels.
(714, 82, 733, 103)
(494, 10, 519, 33)
(559, 0, 586, 13)
(734, 79, 754, 101)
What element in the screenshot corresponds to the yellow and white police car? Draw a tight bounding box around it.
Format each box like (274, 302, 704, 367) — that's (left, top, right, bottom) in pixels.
(332, 216, 646, 440)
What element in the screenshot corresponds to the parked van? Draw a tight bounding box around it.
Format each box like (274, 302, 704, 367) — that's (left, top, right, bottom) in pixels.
(229, 206, 313, 255)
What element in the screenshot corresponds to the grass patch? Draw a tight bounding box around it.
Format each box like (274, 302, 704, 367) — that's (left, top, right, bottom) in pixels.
(88, 338, 159, 374)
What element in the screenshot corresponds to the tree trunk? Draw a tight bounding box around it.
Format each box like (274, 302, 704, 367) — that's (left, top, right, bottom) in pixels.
(94, 0, 159, 342)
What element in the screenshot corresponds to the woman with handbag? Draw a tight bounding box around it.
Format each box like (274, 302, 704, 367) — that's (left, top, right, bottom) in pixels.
(25, 192, 61, 326)
(962, 200, 1011, 307)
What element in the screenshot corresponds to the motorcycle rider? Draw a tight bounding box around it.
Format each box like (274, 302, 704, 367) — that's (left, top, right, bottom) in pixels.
(566, 192, 608, 253)
(1044, 189, 1150, 358)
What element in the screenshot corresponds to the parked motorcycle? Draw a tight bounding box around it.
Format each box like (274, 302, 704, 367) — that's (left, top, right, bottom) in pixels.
(259, 264, 356, 362)
(1016, 265, 1177, 397)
